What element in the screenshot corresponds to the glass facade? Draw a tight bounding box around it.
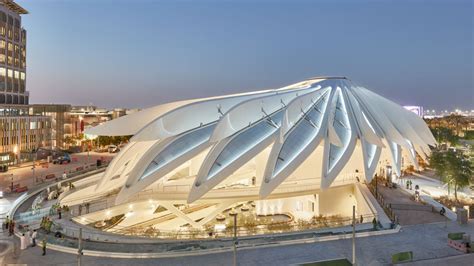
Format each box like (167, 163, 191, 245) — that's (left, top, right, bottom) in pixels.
(140, 123, 216, 180)
(327, 88, 352, 171)
(271, 90, 330, 178)
(0, 6, 27, 105)
(0, 3, 39, 160)
(206, 109, 285, 181)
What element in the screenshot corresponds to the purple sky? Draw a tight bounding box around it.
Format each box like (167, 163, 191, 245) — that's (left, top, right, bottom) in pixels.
(18, 0, 473, 110)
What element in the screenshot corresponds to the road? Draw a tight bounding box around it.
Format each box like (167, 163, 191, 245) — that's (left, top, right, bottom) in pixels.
(0, 152, 115, 220)
(0, 152, 115, 192)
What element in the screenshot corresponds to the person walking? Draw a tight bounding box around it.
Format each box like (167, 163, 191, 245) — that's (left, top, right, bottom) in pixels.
(20, 233, 27, 250)
(31, 229, 37, 247)
(5, 215, 9, 230)
(41, 238, 47, 256)
(58, 208, 62, 219)
(9, 220, 15, 236)
(26, 229, 32, 247)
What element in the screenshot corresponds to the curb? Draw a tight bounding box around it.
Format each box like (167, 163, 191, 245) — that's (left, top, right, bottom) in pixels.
(39, 225, 401, 259)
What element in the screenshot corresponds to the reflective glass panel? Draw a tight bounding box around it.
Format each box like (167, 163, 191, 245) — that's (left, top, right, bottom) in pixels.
(140, 123, 216, 180)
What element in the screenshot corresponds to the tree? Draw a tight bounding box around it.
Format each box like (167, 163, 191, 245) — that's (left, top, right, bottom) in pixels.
(63, 136, 75, 147)
(430, 150, 448, 178)
(449, 152, 472, 201)
(446, 114, 468, 136)
(429, 127, 458, 146)
(430, 150, 473, 202)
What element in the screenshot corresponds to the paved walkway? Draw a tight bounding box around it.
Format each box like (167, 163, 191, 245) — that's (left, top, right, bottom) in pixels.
(2, 220, 473, 265)
(376, 184, 447, 225)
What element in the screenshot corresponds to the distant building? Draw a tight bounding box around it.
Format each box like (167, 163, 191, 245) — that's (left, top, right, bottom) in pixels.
(29, 104, 135, 150)
(0, 0, 28, 105)
(69, 105, 130, 136)
(403, 106, 423, 117)
(0, 1, 52, 166)
(29, 104, 71, 148)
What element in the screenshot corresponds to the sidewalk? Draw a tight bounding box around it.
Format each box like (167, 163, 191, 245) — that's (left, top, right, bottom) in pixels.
(376, 184, 447, 225)
(399, 175, 457, 221)
(2, 220, 473, 266)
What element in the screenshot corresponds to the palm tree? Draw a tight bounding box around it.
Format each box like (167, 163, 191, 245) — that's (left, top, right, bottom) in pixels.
(446, 114, 466, 136)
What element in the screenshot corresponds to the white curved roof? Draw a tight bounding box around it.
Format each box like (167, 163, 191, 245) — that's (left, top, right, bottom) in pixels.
(89, 77, 436, 204)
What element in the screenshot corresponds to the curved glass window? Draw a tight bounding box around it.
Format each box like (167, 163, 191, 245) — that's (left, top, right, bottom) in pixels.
(272, 91, 329, 177)
(327, 89, 351, 171)
(206, 109, 285, 181)
(140, 123, 216, 180)
(365, 140, 377, 166)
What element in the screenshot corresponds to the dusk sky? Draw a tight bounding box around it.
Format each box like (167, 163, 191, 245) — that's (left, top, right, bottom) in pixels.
(18, 0, 473, 110)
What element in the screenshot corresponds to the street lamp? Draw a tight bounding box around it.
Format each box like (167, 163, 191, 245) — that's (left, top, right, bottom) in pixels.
(13, 145, 18, 165)
(31, 147, 37, 183)
(229, 210, 238, 266)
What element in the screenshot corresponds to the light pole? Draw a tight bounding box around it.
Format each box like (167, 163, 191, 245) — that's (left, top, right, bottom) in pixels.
(13, 145, 18, 165)
(230, 211, 238, 266)
(87, 140, 90, 166)
(78, 228, 83, 266)
(32, 147, 37, 183)
(352, 205, 356, 265)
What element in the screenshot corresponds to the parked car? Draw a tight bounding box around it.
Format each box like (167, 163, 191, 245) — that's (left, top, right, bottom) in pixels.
(108, 145, 120, 153)
(52, 154, 71, 164)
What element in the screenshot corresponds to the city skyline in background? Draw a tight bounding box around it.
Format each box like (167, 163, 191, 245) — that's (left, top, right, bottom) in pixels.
(17, 0, 473, 110)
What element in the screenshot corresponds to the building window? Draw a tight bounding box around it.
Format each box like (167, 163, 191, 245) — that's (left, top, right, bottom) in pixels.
(13, 70, 19, 93)
(14, 45, 19, 67)
(7, 69, 12, 92)
(0, 40, 5, 64)
(7, 15, 12, 39)
(0, 12, 6, 37)
(21, 29, 26, 45)
(0, 67, 5, 91)
(7, 42, 13, 66)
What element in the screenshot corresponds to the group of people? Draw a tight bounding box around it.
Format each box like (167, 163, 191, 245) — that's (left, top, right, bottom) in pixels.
(2, 216, 16, 236)
(19, 229, 38, 249)
(19, 229, 47, 255)
(3, 216, 47, 256)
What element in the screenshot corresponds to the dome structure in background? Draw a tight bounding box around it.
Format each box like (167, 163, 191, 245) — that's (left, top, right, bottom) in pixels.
(84, 77, 436, 206)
